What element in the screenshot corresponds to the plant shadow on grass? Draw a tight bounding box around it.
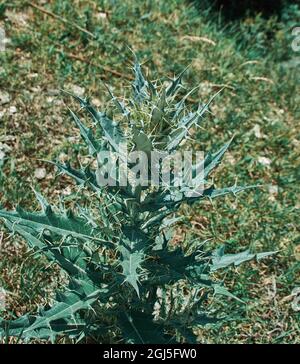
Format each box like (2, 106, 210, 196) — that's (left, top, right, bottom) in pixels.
(191, 0, 284, 21)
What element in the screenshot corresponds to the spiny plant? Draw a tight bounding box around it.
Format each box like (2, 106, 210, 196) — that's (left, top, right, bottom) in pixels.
(0, 56, 274, 343)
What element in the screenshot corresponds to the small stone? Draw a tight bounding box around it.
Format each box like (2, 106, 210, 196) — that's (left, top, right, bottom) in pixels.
(268, 184, 278, 201)
(53, 99, 63, 106)
(92, 97, 101, 107)
(0, 144, 9, 165)
(34, 168, 47, 180)
(62, 186, 72, 196)
(1, 135, 14, 142)
(0, 27, 10, 52)
(96, 12, 108, 21)
(28, 73, 39, 79)
(30, 86, 41, 93)
(252, 124, 262, 139)
(0, 142, 11, 152)
(46, 96, 54, 103)
(5, 11, 29, 27)
(0, 150, 5, 161)
(226, 153, 236, 165)
(67, 136, 77, 143)
(68, 84, 85, 97)
(268, 185, 278, 195)
(0, 91, 10, 105)
(294, 246, 300, 262)
(9, 106, 17, 114)
(58, 152, 68, 163)
(258, 156, 272, 166)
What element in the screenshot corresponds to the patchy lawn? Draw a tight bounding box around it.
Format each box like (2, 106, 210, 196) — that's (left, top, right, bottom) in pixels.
(0, 0, 299, 343)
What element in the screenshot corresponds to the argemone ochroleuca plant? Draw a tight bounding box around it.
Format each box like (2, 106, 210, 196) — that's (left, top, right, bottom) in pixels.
(0, 55, 274, 343)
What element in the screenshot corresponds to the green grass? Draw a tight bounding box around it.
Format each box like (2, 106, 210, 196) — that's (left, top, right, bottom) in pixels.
(0, 0, 299, 343)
